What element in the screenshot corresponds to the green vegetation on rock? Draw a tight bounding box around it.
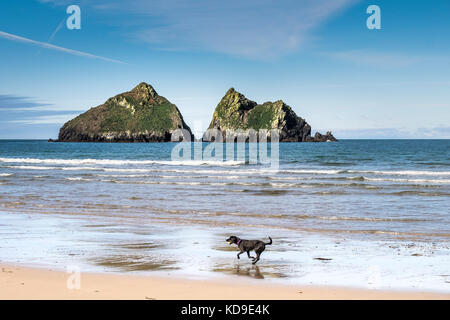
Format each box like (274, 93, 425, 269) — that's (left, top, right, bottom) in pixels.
(246, 102, 283, 130)
(58, 82, 192, 142)
(205, 88, 336, 142)
(206, 88, 311, 142)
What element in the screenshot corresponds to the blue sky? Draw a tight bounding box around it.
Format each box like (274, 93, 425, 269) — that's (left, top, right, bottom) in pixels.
(0, 0, 449, 139)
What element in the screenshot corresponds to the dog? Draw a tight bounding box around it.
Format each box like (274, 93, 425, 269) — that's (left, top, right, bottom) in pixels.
(226, 235, 272, 264)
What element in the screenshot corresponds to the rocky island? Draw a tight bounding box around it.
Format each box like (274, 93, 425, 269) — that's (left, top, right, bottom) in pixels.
(203, 88, 337, 142)
(57, 82, 193, 142)
(56, 83, 336, 143)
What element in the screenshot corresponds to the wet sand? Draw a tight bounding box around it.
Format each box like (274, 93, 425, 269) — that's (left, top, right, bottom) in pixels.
(1, 264, 449, 300)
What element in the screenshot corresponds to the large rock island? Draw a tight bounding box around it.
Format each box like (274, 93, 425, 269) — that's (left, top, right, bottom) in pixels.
(203, 88, 337, 142)
(57, 82, 193, 142)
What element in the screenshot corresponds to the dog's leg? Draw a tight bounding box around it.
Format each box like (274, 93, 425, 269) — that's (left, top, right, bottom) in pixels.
(247, 251, 255, 259)
(252, 253, 260, 264)
(252, 249, 263, 265)
(237, 251, 244, 259)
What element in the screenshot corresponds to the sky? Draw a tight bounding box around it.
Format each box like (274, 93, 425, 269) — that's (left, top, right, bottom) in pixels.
(0, 0, 449, 139)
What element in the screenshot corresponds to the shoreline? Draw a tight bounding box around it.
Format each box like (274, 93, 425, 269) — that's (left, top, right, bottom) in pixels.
(1, 264, 449, 300)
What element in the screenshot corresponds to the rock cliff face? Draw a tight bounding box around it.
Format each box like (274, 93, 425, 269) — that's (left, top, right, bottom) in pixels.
(203, 88, 336, 142)
(58, 82, 192, 142)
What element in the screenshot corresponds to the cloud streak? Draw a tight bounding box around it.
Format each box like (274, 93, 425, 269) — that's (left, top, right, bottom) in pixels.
(0, 94, 50, 110)
(0, 94, 80, 125)
(0, 30, 125, 64)
(47, 17, 66, 44)
(9, 114, 79, 125)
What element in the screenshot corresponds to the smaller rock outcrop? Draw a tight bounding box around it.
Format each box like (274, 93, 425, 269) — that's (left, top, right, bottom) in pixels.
(305, 131, 338, 142)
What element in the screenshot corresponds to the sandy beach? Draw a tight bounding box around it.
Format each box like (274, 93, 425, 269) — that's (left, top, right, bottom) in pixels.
(1, 264, 449, 300)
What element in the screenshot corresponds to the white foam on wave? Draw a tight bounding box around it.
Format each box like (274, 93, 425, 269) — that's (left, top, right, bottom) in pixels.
(3, 164, 259, 175)
(62, 167, 100, 171)
(0, 157, 245, 167)
(3, 157, 449, 180)
(282, 169, 450, 176)
(280, 168, 450, 178)
(102, 168, 153, 173)
(96, 174, 246, 180)
(5, 165, 100, 171)
(0, 173, 13, 176)
(348, 169, 450, 176)
(280, 169, 342, 175)
(101, 168, 248, 174)
(363, 177, 450, 184)
(6, 165, 57, 170)
(66, 177, 92, 181)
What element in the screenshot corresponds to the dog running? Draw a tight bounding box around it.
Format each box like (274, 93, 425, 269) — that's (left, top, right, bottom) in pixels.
(226, 235, 272, 264)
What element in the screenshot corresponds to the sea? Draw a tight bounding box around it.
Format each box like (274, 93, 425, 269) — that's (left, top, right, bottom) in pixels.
(0, 139, 449, 292)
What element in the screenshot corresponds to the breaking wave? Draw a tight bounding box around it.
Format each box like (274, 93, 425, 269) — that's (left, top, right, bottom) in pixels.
(0, 157, 245, 167)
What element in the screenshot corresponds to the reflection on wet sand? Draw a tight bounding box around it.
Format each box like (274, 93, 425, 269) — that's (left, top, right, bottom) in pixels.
(93, 255, 178, 272)
(235, 264, 264, 279)
(112, 242, 166, 250)
(212, 263, 288, 280)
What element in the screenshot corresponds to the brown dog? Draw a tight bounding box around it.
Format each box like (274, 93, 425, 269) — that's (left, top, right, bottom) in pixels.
(226, 236, 272, 264)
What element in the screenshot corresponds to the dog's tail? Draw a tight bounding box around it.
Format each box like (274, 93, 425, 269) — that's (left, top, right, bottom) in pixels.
(265, 236, 272, 245)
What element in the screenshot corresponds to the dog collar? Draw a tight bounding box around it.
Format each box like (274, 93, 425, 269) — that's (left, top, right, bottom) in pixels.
(237, 239, 242, 245)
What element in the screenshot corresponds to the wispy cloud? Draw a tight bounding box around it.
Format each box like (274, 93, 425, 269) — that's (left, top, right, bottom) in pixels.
(0, 94, 79, 125)
(0, 94, 50, 111)
(9, 114, 79, 125)
(39, 0, 357, 60)
(0, 30, 125, 64)
(47, 17, 66, 44)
